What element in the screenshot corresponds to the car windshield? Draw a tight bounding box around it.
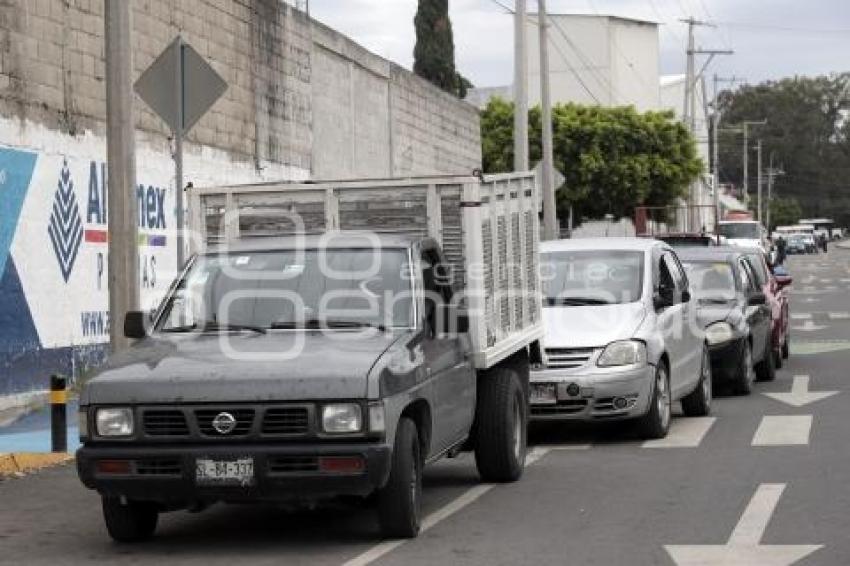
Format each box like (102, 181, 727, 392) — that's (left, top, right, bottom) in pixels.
(541, 250, 644, 305)
(157, 249, 414, 331)
(682, 261, 737, 301)
(718, 222, 759, 239)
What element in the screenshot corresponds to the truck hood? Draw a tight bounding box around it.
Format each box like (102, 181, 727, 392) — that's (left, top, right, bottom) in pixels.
(82, 331, 404, 405)
(542, 302, 647, 349)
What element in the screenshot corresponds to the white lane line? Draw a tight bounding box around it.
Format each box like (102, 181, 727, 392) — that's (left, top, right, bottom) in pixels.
(829, 312, 850, 320)
(791, 313, 812, 320)
(341, 446, 552, 566)
(544, 444, 593, 451)
(752, 415, 812, 446)
(642, 417, 716, 448)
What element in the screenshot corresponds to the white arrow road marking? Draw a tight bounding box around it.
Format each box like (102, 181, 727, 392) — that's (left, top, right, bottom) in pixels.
(764, 375, 839, 408)
(792, 320, 827, 332)
(752, 416, 812, 446)
(342, 446, 552, 566)
(665, 484, 823, 565)
(642, 417, 716, 448)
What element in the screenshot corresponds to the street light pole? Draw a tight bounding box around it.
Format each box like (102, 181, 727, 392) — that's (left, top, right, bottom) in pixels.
(513, 0, 529, 172)
(756, 139, 763, 224)
(538, 0, 557, 240)
(105, 0, 139, 353)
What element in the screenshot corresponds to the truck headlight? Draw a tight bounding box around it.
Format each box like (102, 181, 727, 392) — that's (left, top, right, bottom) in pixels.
(705, 322, 735, 345)
(597, 340, 647, 367)
(95, 408, 134, 437)
(322, 404, 363, 433)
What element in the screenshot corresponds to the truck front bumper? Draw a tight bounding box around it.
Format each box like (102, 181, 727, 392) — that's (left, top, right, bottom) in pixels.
(77, 442, 391, 504)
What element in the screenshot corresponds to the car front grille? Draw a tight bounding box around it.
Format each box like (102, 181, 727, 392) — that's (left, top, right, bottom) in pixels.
(142, 410, 190, 436)
(544, 348, 596, 369)
(531, 399, 588, 416)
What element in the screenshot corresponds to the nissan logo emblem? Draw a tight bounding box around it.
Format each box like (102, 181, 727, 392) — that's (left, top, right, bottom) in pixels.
(212, 412, 237, 435)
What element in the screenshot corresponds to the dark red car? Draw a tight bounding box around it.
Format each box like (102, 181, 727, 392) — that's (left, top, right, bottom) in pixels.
(739, 248, 793, 373)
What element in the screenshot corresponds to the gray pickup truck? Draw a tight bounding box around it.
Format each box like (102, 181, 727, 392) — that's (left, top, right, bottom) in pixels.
(77, 175, 543, 541)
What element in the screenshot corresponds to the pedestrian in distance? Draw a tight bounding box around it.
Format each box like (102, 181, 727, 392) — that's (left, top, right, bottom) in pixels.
(820, 233, 828, 253)
(776, 236, 787, 265)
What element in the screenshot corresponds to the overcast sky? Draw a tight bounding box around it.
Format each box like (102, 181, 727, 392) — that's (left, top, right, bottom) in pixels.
(310, 0, 850, 90)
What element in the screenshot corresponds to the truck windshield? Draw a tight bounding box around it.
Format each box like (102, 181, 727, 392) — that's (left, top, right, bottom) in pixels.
(541, 251, 644, 305)
(718, 223, 759, 239)
(157, 249, 413, 331)
(682, 261, 736, 301)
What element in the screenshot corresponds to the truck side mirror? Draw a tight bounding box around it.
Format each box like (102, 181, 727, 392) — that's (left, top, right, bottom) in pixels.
(654, 285, 675, 310)
(124, 311, 148, 339)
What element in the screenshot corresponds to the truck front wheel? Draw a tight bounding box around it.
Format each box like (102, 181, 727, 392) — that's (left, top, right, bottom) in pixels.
(474, 365, 527, 482)
(377, 417, 422, 538)
(101, 496, 158, 543)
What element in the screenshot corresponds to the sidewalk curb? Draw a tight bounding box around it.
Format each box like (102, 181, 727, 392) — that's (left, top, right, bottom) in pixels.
(0, 453, 73, 477)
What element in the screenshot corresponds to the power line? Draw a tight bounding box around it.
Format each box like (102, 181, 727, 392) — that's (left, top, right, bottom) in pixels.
(716, 21, 850, 34)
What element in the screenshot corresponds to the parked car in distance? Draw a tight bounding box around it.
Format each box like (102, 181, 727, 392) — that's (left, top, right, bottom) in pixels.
(676, 248, 773, 394)
(801, 234, 818, 254)
(738, 248, 793, 369)
(655, 234, 719, 248)
(785, 235, 807, 255)
(530, 238, 712, 439)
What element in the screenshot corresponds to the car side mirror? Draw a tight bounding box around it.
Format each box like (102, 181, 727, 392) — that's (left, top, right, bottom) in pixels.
(681, 289, 691, 303)
(775, 275, 793, 289)
(124, 311, 148, 339)
(747, 292, 767, 306)
(654, 287, 675, 310)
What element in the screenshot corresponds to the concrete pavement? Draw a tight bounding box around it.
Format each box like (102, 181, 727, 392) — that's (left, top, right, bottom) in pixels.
(1, 250, 849, 565)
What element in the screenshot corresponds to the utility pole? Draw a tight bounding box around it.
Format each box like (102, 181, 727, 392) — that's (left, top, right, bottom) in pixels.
(680, 17, 732, 231)
(742, 119, 767, 206)
(765, 151, 785, 233)
(105, 0, 139, 353)
(539, 0, 557, 240)
(755, 139, 763, 223)
(513, 0, 529, 171)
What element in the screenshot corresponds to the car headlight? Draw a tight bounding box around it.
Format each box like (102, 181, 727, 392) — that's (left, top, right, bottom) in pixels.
(705, 322, 735, 345)
(597, 340, 647, 367)
(95, 408, 134, 437)
(322, 403, 363, 433)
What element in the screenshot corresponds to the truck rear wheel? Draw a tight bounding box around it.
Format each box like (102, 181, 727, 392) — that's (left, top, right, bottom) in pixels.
(474, 365, 527, 483)
(101, 497, 158, 543)
(377, 417, 422, 538)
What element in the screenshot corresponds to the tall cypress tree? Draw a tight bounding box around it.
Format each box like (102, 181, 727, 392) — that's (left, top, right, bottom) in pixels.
(413, 0, 459, 95)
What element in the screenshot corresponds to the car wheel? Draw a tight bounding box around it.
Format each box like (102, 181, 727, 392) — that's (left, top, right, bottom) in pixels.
(101, 497, 158, 543)
(734, 342, 756, 395)
(774, 348, 783, 369)
(474, 365, 527, 483)
(782, 332, 790, 360)
(756, 339, 777, 382)
(682, 346, 712, 417)
(639, 362, 671, 439)
(377, 417, 422, 539)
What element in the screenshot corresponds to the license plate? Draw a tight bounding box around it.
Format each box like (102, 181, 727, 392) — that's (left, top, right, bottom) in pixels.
(530, 384, 557, 405)
(196, 458, 254, 486)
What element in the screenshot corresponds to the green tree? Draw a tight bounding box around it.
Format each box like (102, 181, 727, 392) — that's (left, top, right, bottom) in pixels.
(717, 74, 850, 227)
(480, 98, 704, 222)
(414, 0, 472, 97)
(768, 197, 803, 230)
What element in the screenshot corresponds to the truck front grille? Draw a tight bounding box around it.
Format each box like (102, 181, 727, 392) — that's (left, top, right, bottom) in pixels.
(195, 409, 255, 437)
(262, 407, 310, 435)
(142, 410, 190, 436)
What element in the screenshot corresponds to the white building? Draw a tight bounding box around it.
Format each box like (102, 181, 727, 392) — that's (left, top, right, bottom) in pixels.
(468, 14, 661, 111)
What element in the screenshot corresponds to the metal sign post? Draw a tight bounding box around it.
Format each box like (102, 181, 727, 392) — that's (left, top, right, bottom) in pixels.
(135, 36, 227, 269)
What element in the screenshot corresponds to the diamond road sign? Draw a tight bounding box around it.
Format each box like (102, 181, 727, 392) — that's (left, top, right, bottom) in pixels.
(533, 160, 566, 190)
(134, 36, 227, 134)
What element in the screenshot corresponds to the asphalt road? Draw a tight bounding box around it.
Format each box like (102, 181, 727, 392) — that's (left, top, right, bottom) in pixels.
(2, 248, 849, 566)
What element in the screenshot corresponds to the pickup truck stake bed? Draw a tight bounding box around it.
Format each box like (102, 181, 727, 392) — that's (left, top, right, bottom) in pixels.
(77, 174, 544, 542)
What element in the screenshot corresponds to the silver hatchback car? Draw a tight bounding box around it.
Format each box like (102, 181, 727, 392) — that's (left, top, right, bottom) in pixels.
(530, 238, 712, 439)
